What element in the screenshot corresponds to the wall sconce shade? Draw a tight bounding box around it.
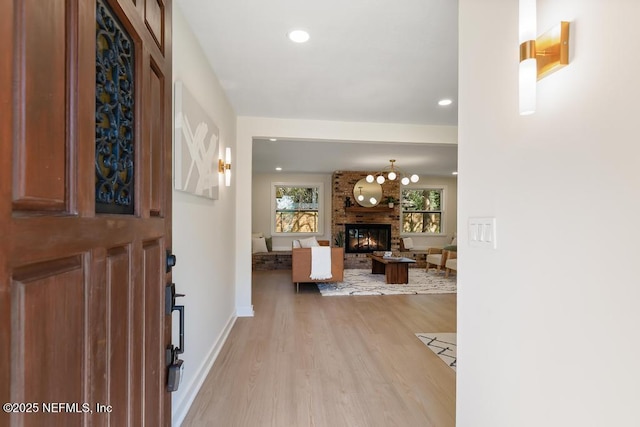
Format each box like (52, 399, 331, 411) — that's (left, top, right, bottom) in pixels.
(519, 0, 537, 115)
(519, 0, 570, 115)
(218, 147, 231, 187)
(519, 56, 537, 115)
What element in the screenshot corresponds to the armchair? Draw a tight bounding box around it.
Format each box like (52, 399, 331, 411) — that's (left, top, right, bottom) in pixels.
(426, 247, 456, 274)
(426, 234, 458, 274)
(426, 248, 447, 274)
(291, 240, 344, 292)
(445, 251, 457, 277)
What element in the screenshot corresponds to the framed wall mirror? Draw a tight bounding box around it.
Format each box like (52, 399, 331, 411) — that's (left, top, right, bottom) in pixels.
(353, 178, 382, 207)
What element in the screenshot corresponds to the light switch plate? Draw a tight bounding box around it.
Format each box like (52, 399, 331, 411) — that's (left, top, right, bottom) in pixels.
(468, 217, 497, 249)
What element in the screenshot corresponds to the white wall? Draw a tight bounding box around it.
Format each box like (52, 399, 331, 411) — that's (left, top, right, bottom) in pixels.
(171, 5, 238, 426)
(252, 172, 332, 250)
(458, 1, 640, 426)
(401, 176, 458, 249)
(236, 117, 458, 315)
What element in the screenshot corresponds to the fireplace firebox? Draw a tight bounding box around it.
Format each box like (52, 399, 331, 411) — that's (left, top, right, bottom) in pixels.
(345, 224, 391, 254)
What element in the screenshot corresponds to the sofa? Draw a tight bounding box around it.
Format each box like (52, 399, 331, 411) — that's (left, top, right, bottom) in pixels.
(291, 240, 344, 292)
(399, 237, 428, 252)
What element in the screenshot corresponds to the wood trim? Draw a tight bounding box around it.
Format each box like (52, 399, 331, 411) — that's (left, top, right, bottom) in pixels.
(345, 206, 394, 213)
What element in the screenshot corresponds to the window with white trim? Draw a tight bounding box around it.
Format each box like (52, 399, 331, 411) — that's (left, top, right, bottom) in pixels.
(271, 183, 323, 235)
(401, 187, 444, 234)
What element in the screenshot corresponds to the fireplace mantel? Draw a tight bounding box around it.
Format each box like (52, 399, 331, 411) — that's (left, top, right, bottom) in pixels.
(345, 206, 394, 213)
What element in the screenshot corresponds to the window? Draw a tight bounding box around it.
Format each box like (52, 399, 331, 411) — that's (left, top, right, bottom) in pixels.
(272, 183, 323, 234)
(401, 188, 444, 234)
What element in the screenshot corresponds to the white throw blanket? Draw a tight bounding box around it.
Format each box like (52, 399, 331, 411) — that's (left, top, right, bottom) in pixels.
(310, 246, 333, 280)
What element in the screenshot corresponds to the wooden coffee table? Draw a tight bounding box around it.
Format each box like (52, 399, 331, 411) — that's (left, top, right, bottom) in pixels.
(369, 255, 416, 284)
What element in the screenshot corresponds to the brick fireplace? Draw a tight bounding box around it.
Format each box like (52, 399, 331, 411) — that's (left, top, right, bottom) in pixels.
(332, 171, 400, 268)
(345, 223, 391, 253)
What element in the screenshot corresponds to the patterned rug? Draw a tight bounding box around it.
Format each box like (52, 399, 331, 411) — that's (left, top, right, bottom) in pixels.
(316, 269, 456, 296)
(415, 333, 457, 372)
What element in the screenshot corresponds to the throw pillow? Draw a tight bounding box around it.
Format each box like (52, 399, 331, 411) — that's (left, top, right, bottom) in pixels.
(292, 239, 301, 248)
(252, 237, 268, 254)
(402, 237, 414, 250)
(252, 232, 264, 239)
(265, 236, 272, 252)
(299, 236, 320, 248)
(443, 245, 457, 251)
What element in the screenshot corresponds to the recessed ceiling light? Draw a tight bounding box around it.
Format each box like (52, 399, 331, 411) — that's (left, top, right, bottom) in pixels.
(287, 29, 310, 43)
(452, 171, 458, 175)
(438, 99, 453, 106)
(269, 138, 277, 141)
(275, 167, 282, 171)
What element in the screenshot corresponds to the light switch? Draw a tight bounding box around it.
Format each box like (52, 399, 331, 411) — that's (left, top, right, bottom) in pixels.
(468, 217, 497, 249)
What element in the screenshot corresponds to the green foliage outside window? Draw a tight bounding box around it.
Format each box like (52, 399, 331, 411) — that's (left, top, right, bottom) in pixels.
(401, 188, 443, 234)
(275, 186, 320, 233)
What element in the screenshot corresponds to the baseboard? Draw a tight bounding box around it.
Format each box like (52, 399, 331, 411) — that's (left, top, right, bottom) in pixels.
(236, 304, 254, 317)
(171, 313, 237, 427)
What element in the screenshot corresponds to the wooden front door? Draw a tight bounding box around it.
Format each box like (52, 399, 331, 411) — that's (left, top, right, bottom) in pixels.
(1, 0, 173, 425)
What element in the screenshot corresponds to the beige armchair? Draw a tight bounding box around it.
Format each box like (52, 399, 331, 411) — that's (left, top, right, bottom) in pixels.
(426, 248, 453, 274)
(445, 251, 457, 277)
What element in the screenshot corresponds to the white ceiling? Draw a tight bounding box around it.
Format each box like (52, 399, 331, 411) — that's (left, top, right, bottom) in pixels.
(252, 138, 457, 176)
(177, 0, 459, 175)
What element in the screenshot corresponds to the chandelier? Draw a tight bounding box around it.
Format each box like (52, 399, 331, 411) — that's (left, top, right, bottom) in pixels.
(366, 159, 419, 185)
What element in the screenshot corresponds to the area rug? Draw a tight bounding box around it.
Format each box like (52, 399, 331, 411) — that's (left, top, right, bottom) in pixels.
(415, 333, 457, 372)
(316, 269, 456, 296)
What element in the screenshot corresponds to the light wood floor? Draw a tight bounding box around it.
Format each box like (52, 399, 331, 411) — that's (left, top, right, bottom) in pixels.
(181, 270, 457, 427)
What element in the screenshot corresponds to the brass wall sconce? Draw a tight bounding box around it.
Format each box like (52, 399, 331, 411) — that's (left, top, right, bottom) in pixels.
(218, 147, 231, 187)
(519, 0, 570, 115)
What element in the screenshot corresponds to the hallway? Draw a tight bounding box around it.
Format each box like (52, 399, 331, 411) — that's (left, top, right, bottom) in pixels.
(182, 270, 456, 426)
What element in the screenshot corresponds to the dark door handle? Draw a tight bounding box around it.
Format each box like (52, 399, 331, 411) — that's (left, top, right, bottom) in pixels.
(174, 305, 185, 354)
(166, 250, 177, 273)
(165, 284, 185, 352)
(165, 283, 184, 315)
(166, 282, 186, 392)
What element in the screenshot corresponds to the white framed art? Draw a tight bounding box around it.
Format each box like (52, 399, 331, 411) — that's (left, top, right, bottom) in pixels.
(174, 81, 219, 200)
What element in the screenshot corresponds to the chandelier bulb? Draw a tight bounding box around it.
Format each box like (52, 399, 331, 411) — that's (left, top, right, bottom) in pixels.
(369, 160, 417, 186)
(369, 197, 377, 205)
